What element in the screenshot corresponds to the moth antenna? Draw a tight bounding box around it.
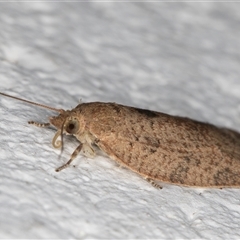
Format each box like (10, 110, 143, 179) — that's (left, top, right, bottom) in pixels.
(0, 92, 64, 113)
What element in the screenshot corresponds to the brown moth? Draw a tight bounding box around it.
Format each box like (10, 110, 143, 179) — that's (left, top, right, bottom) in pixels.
(1, 92, 240, 188)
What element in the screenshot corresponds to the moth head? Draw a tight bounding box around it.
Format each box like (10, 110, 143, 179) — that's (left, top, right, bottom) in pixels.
(49, 112, 85, 149)
(49, 110, 71, 130)
(50, 112, 84, 134)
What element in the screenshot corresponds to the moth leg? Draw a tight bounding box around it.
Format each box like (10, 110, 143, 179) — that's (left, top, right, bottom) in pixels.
(55, 143, 83, 172)
(28, 121, 50, 128)
(146, 178, 162, 189)
(82, 144, 96, 158)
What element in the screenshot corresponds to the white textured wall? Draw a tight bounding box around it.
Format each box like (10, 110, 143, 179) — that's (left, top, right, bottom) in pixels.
(0, 2, 240, 239)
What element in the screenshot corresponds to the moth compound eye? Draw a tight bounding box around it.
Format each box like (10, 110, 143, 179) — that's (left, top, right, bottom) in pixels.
(65, 118, 79, 134)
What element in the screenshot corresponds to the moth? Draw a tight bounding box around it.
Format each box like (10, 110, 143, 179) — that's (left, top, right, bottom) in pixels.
(1, 92, 240, 188)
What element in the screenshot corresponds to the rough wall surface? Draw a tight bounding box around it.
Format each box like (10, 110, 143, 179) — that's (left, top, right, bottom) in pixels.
(0, 2, 240, 239)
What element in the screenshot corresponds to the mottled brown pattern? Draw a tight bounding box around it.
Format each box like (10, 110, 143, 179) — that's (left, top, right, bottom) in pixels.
(83, 102, 240, 188)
